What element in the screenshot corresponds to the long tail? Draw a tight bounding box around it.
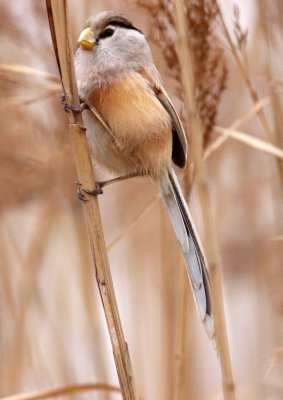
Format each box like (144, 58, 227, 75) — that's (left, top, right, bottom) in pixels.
(159, 168, 214, 337)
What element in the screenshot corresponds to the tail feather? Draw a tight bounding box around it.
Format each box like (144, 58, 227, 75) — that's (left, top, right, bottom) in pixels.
(160, 169, 214, 337)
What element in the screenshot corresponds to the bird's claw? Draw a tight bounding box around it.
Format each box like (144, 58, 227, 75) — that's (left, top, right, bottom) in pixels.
(61, 94, 89, 113)
(77, 188, 88, 202)
(75, 180, 103, 201)
(83, 182, 104, 196)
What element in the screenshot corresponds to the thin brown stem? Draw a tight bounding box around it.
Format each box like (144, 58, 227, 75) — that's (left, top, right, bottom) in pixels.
(0, 383, 120, 400)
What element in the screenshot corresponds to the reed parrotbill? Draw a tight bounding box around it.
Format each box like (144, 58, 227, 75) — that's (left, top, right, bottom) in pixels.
(74, 11, 214, 336)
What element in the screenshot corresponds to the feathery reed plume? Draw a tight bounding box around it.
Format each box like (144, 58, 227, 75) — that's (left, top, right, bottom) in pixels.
(185, 0, 227, 146)
(45, 2, 138, 399)
(136, 0, 227, 146)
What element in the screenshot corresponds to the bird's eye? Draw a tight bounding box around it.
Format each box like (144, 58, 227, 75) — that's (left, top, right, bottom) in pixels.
(100, 28, 114, 39)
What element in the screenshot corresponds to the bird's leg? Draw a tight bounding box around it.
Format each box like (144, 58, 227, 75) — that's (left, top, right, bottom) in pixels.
(75, 173, 140, 200)
(60, 94, 89, 113)
(94, 173, 140, 189)
(84, 173, 140, 195)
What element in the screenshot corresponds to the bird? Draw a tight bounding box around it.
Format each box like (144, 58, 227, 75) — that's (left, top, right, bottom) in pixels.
(74, 11, 214, 336)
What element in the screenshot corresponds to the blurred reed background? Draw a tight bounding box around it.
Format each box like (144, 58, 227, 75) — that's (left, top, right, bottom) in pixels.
(0, 0, 282, 399)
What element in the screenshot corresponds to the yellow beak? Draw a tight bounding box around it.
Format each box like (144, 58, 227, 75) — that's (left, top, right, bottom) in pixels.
(78, 27, 96, 50)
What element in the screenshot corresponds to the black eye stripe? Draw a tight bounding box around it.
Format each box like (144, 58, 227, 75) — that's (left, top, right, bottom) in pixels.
(96, 21, 143, 42)
(108, 21, 143, 34)
(97, 21, 143, 40)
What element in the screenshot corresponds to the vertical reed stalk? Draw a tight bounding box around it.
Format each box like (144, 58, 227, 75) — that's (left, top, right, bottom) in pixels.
(173, 179, 193, 400)
(2, 201, 57, 393)
(73, 212, 111, 400)
(258, 0, 283, 191)
(173, 1, 237, 399)
(173, 255, 188, 400)
(45, 2, 138, 399)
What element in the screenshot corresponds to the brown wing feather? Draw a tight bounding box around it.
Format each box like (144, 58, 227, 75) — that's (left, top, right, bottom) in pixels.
(156, 90, 187, 168)
(139, 69, 187, 169)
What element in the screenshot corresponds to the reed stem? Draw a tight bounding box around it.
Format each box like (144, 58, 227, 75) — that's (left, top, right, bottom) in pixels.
(45, 2, 138, 399)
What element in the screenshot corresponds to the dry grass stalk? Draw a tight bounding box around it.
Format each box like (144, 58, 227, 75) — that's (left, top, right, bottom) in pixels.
(0, 63, 61, 101)
(0, 383, 120, 400)
(107, 194, 160, 251)
(265, 346, 283, 378)
(0, 223, 17, 314)
(214, 126, 283, 160)
(216, 0, 283, 191)
(204, 96, 271, 159)
(232, 5, 248, 62)
(173, 1, 236, 400)
(1, 201, 76, 392)
(1, 201, 59, 393)
(258, 0, 283, 189)
(45, 2, 138, 399)
(216, 3, 274, 144)
(0, 63, 60, 82)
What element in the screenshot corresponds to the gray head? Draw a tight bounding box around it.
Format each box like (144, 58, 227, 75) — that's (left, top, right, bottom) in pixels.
(75, 11, 161, 98)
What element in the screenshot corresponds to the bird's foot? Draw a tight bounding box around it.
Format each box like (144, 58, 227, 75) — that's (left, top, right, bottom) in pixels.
(83, 182, 104, 196)
(77, 187, 88, 201)
(75, 180, 103, 202)
(61, 95, 89, 113)
(75, 173, 139, 201)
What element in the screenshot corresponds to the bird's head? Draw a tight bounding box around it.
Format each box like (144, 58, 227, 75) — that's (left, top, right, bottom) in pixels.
(75, 11, 155, 95)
